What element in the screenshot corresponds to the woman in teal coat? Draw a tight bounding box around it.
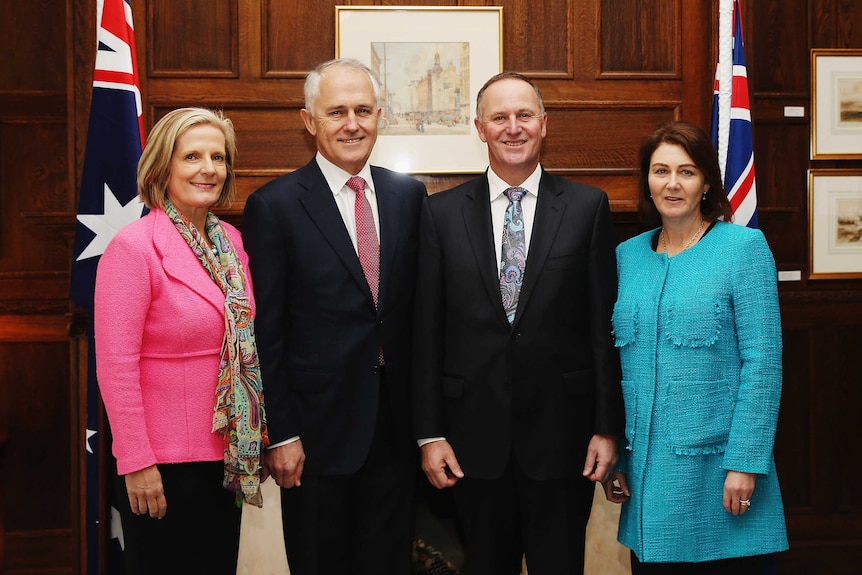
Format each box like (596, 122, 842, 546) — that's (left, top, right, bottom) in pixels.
(604, 122, 788, 574)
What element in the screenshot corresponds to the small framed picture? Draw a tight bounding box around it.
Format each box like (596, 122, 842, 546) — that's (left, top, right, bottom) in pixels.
(808, 169, 862, 279)
(810, 49, 862, 159)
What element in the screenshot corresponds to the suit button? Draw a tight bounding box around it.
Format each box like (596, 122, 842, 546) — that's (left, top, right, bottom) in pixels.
(378, 319, 384, 326)
(512, 332, 522, 340)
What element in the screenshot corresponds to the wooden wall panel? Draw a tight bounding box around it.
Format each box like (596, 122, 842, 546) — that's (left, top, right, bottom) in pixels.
(748, 0, 809, 94)
(0, 122, 70, 273)
(541, 106, 677, 171)
(148, 0, 238, 77)
(0, 1, 65, 92)
(503, 0, 571, 76)
(263, 0, 337, 78)
(599, 0, 679, 77)
(1, 337, 73, 573)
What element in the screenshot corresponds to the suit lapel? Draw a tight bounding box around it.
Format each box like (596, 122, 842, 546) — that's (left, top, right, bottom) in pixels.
(463, 177, 510, 326)
(152, 209, 223, 314)
(298, 160, 376, 308)
(515, 170, 565, 324)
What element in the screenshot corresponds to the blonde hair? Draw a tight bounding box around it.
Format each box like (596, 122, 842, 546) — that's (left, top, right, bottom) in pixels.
(137, 107, 237, 209)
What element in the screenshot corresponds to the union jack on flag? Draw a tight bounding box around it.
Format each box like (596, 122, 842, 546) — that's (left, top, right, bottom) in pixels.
(70, 0, 145, 572)
(710, 0, 759, 228)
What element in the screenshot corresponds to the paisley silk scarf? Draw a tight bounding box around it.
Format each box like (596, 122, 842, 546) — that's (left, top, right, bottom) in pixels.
(165, 199, 269, 506)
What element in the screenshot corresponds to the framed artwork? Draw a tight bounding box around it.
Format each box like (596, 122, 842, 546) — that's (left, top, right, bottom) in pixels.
(810, 49, 862, 159)
(335, 6, 503, 173)
(808, 169, 862, 279)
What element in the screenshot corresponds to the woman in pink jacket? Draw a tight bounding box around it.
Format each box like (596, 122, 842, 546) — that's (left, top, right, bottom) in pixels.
(95, 107, 268, 574)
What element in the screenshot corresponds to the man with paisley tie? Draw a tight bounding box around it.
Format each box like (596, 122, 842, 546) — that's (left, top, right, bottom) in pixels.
(412, 72, 623, 575)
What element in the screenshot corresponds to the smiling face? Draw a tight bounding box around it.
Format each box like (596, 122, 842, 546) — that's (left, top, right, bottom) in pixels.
(475, 77, 547, 185)
(301, 64, 380, 175)
(648, 142, 710, 226)
(166, 123, 227, 223)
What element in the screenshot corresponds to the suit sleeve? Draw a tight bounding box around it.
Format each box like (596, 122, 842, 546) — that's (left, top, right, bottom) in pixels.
(411, 197, 447, 440)
(242, 190, 298, 443)
(587, 192, 624, 437)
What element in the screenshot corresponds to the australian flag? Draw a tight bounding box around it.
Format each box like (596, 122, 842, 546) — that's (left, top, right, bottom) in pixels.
(70, 0, 145, 572)
(710, 0, 759, 228)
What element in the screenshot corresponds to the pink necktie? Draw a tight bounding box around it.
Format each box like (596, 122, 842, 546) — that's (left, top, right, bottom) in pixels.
(346, 176, 384, 365)
(346, 176, 380, 307)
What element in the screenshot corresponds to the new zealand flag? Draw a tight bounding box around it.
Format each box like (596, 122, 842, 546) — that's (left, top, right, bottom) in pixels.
(710, 0, 759, 228)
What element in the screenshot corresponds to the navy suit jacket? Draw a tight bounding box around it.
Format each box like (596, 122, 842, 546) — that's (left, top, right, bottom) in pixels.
(243, 158, 426, 475)
(412, 169, 624, 481)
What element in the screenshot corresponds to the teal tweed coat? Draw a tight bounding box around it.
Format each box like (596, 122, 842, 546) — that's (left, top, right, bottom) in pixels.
(612, 222, 789, 563)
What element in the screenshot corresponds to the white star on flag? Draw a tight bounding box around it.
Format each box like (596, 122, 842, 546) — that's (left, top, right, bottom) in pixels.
(76, 183, 145, 261)
(85, 428, 97, 454)
(111, 505, 125, 550)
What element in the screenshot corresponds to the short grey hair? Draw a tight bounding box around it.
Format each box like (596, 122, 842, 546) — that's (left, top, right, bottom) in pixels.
(304, 58, 381, 116)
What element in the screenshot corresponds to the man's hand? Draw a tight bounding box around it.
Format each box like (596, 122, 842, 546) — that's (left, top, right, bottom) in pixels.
(125, 464, 167, 519)
(421, 440, 464, 489)
(582, 433, 619, 483)
(267, 440, 306, 489)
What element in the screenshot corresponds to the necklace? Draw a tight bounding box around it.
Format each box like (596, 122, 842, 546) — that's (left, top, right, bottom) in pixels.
(660, 219, 706, 254)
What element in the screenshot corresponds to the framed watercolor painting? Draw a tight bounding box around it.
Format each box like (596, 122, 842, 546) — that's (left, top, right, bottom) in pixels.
(808, 169, 862, 279)
(336, 6, 503, 173)
(810, 49, 862, 160)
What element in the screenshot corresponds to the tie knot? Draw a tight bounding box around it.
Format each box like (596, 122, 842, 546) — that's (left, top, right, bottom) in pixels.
(347, 176, 366, 194)
(504, 187, 526, 202)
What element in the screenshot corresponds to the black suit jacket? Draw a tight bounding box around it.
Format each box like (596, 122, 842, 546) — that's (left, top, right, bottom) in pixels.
(412, 169, 623, 481)
(243, 158, 426, 475)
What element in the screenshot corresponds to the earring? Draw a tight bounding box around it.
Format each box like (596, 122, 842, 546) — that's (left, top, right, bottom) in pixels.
(702, 191, 707, 201)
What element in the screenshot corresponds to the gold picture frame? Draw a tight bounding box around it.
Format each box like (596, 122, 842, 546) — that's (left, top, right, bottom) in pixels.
(810, 49, 862, 160)
(335, 6, 503, 174)
(808, 169, 862, 279)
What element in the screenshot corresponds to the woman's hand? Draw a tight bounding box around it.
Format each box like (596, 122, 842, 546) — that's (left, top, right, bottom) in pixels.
(723, 470, 756, 516)
(602, 471, 631, 503)
(125, 465, 167, 519)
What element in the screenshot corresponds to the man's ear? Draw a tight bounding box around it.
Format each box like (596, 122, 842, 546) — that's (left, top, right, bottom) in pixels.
(300, 108, 316, 136)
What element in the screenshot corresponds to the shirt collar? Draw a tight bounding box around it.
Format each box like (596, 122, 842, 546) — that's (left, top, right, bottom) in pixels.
(487, 164, 542, 202)
(315, 152, 374, 196)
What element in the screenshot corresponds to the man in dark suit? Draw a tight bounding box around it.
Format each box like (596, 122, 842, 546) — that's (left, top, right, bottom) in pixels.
(242, 58, 426, 575)
(412, 72, 624, 575)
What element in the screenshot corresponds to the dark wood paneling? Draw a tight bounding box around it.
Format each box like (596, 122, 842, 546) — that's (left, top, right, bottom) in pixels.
(148, 0, 238, 77)
(599, 0, 679, 77)
(748, 0, 809, 94)
(263, 0, 337, 78)
(541, 106, 678, 172)
(0, 119, 71, 307)
(0, 1, 65, 92)
(1, 337, 73, 573)
(503, 0, 571, 76)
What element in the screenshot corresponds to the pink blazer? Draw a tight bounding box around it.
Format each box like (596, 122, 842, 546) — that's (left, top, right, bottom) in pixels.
(94, 208, 254, 475)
